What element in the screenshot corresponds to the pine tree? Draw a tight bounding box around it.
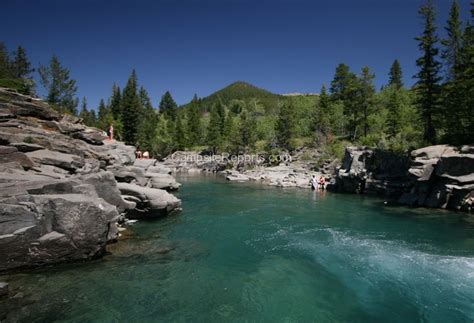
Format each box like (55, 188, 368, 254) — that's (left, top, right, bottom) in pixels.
(207, 104, 222, 154)
(186, 94, 202, 147)
(159, 91, 178, 120)
(414, 0, 442, 144)
(442, 0, 463, 80)
(38, 55, 78, 114)
(11, 46, 34, 78)
(0, 43, 11, 78)
(330, 63, 353, 102)
(388, 59, 404, 89)
(121, 70, 141, 144)
(79, 97, 93, 126)
(215, 102, 226, 135)
(238, 108, 256, 151)
(137, 87, 158, 151)
(275, 103, 295, 151)
(313, 85, 332, 142)
(109, 84, 122, 119)
(385, 87, 403, 137)
(359, 66, 376, 137)
(174, 113, 187, 150)
(97, 99, 109, 130)
(89, 109, 97, 127)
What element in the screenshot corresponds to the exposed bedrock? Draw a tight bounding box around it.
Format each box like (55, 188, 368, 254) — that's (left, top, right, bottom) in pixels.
(330, 145, 474, 212)
(0, 87, 182, 271)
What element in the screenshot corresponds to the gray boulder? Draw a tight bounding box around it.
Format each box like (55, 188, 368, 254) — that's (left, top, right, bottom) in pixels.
(117, 182, 181, 218)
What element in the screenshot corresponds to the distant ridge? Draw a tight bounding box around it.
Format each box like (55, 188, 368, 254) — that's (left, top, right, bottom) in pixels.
(182, 81, 284, 111)
(281, 92, 319, 97)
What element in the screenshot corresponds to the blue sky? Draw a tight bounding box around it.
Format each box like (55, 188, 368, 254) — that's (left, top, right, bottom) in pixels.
(1, 0, 472, 108)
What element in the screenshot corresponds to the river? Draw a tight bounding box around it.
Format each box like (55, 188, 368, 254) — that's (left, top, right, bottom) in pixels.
(2, 175, 474, 322)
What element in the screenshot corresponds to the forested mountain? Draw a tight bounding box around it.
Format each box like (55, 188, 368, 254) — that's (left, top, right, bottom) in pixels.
(181, 81, 285, 114)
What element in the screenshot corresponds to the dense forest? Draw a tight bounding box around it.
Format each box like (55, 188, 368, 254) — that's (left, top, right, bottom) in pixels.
(0, 0, 472, 159)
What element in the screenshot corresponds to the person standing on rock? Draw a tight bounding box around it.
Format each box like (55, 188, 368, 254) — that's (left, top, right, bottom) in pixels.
(109, 124, 114, 141)
(319, 176, 326, 190)
(310, 175, 318, 190)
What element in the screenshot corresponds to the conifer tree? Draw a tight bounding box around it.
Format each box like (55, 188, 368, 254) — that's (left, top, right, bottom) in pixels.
(330, 63, 353, 102)
(359, 66, 376, 137)
(275, 103, 295, 151)
(174, 113, 187, 150)
(313, 85, 332, 141)
(0, 43, 11, 78)
(121, 70, 141, 144)
(159, 91, 178, 120)
(207, 104, 222, 154)
(97, 99, 109, 130)
(11, 46, 34, 78)
(109, 84, 122, 119)
(238, 108, 256, 151)
(137, 86, 158, 151)
(388, 59, 404, 89)
(442, 0, 463, 80)
(79, 97, 94, 126)
(38, 55, 78, 114)
(414, 0, 442, 144)
(186, 94, 202, 147)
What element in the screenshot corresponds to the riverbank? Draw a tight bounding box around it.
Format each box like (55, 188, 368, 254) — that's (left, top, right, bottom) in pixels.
(159, 145, 474, 213)
(0, 87, 182, 273)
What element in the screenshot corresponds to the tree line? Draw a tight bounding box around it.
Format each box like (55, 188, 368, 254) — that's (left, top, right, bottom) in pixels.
(0, 0, 472, 159)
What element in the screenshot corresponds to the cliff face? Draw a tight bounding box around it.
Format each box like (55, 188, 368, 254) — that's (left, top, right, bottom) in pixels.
(0, 88, 181, 271)
(330, 146, 474, 213)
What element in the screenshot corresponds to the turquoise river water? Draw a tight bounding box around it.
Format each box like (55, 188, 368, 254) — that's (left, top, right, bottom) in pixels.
(1, 175, 474, 322)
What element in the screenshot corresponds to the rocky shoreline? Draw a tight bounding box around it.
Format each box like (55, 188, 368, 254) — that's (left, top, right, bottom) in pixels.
(161, 146, 473, 213)
(0, 87, 182, 273)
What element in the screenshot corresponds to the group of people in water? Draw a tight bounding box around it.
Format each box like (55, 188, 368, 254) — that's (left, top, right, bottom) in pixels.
(311, 175, 326, 190)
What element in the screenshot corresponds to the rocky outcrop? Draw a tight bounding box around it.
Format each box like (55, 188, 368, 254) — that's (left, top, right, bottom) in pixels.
(330, 145, 474, 212)
(0, 87, 182, 271)
(329, 147, 411, 196)
(399, 145, 474, 212)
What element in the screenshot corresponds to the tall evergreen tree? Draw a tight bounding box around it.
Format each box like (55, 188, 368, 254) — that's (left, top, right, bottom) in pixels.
(159, 91, 178, 120)
(388, 59, 404, 89)
(207, 104, 222, 154)
(215, 101, 226, 135)
(11, 46, 34, 78)
(121, 70, 141, 144)
(97, 99, 109, 130)
(174, 113, 187, 150)
(238, 108, 257, 151)
(275, 103, 295, 151)
(109, 84, 122, 119)
(442, 0, 463, 80)
(38, 55, 78, 114)
(414, 0, 442, 144)
(330, 63, 353, 102)
(0, 43, 11, 78)
(359, 66, 376, 137)
(137, 86, 158, 151)
(186, 94, 202, 147)
(313, 85, 331, 140)
(79, 97, 93, 126)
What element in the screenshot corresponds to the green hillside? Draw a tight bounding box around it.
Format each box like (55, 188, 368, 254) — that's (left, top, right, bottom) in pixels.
(182, 81, 286, 113)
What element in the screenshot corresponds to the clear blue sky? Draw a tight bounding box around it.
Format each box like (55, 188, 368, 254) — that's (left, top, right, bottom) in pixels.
(1, 0, 472, 108)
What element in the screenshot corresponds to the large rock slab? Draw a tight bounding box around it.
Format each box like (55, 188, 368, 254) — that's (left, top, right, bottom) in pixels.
(26, 149, 84, 172)
(117, 182, 181, 218)
(0, 194, 119, 271)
